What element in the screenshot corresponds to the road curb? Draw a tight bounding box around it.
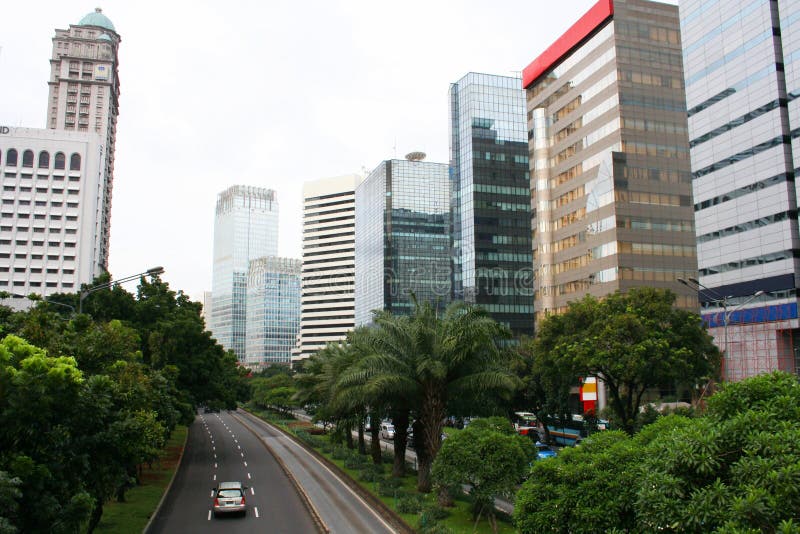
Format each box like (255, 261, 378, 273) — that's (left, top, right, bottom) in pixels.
(142, 422, 190, 534)
(240, 408, 415, 534)
(232, 410, 329, 534)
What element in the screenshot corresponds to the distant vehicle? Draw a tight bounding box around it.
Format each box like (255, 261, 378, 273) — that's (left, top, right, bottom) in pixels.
(212, 481, 247, 517)
(379, 422, 395, 440)
(534, 441, 557, 460)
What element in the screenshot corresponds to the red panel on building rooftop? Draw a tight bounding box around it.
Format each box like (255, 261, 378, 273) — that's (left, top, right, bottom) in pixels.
(522, 0, 614, 89)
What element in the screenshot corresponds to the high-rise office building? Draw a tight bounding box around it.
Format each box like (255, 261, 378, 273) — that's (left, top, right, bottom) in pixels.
(47, 8, 121, 271)
(450, 73, 535, 336)
(294, 174, 362, 363)
(0, 9, 121, 301)
(246, 256, 301, 368)
(524, 0, 698, 328)
(680, 0, 800, 379)
(210, 186, 278, 361)
(355, 154, 450, 325)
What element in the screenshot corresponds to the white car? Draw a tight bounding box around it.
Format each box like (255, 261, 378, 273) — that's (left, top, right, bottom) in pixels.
(379, 422, 395, 440)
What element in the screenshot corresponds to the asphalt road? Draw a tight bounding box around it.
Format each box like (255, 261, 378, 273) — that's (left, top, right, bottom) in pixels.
(147, 410, 319, 534)
(235, 410, 398, 534)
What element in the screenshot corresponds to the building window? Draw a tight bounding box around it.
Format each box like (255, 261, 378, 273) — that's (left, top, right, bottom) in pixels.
(38, 151, 50, 168)
(6, 149, 17, 167)
(69, 153, 81, 171)
(22, 150, 34, 168)
(54, 152, 66, 170)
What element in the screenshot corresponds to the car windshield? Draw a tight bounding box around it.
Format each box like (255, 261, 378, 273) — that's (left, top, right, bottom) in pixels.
(218, 489, 242, 498)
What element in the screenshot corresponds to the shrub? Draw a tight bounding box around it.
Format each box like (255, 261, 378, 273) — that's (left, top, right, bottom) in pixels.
(332, 446, 349, 460)
(377, 477, 404, 497)
(344, 453, 367, 469)
(397, 494, 423, 514)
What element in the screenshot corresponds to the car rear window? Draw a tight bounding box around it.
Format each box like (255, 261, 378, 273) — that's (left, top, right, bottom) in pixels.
(218, 489, 242, 498)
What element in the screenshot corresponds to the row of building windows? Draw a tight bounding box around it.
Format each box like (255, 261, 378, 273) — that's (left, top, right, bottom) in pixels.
(1, 200, 79, 208)
(1, 150, 82, 171)
(0, 253, 75, 261)
(697, 210, 797, 243)
(0, 281, 73, 289)
(699, 249, 800, 276)
(694, 172, 790, 211)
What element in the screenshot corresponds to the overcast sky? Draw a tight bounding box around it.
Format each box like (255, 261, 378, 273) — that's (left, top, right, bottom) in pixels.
(0, 0, 622, 299)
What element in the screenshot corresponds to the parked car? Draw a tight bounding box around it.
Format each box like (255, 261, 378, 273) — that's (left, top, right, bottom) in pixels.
(212, 481, 247, 517)
(534, 441, 557, 460)
(379, 422, 395, 440)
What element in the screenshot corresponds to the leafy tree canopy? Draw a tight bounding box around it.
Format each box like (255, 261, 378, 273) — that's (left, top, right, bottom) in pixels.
(535, 287, 720, 434)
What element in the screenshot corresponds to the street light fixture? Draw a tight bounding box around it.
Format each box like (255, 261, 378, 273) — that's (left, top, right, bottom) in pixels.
(79, 266, 164, 314)
(4, 292, 76, 314)
(678, 277, 765, 378)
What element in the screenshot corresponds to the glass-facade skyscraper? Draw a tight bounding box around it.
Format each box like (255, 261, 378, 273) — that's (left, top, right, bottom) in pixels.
(246, 256, 301, 368)
(450, 73, 534, 336)
(681, 0, 800, 379)
(210, 185, 278, 362)
(355, 156, 450, 325)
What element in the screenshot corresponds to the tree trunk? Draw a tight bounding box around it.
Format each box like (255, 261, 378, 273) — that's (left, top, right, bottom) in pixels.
(413, 419, 431, 493)
(345, 422, 354, 449)
(357, 421, 366, 455)
(86, 496, 103, 534)
(391, 410, 409, 478)
(418, 388, 446, 493)
(369, 410, 382, 464)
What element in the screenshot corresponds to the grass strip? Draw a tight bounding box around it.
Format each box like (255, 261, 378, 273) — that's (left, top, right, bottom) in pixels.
(93, 425, 188, 534)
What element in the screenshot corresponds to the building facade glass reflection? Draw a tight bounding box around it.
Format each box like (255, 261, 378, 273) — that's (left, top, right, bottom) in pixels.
(450, 72, 534, 336)
(246, 256, 301, 368)
(524, 0, 697, 329)
(210, 186, 278, 362)
(355, 156, 450, 325)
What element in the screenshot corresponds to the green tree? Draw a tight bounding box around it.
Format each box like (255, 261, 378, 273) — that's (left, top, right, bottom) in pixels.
(535, 287, 719, 434)
(0, 471, 21, 534)
(356, 300, 517, 493)
(636, 371, 800, 532)
(432, 417, 529, 533)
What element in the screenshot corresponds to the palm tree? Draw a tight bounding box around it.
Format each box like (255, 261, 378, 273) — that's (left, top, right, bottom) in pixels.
(358, 300, 517, 493)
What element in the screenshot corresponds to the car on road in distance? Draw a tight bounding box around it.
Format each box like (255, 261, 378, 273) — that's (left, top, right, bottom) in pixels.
(213, 481, 247, 517)
(379, 422, 395, 440)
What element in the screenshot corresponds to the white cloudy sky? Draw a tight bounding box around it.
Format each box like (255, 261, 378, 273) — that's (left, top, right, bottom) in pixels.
(0, 0, 615, 299)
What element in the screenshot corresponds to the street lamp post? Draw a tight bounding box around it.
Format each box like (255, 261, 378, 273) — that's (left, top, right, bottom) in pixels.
(79, 266, 164, 314)
(678, 277, 764, 378)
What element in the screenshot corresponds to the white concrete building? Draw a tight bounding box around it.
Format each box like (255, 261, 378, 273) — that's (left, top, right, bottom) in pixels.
(0, 127, 107, 299)
(294, 174, 363, 363)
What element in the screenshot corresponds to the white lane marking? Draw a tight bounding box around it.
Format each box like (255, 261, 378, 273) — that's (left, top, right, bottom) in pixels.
(243, 461, 247, 467)
(207, 510, 211, 521)
(240, 452, 244, 458)
(254, 507, 259, 518)
(213, 474, 216, 481)
(210, 490, 214, 497)
(214, 463, 217, 469)
(247, 472, 251, 479)
(212, 446, 215, 451)
(214, 454, 217, 459)
(250, 487, 255, 495)
(237, 445, 241, 450)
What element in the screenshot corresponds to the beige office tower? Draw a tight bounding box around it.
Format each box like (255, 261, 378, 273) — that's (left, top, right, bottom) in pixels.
(293, 174, 363, 364)
(524, 0, 698, 327)
(46, 8, 120, 270)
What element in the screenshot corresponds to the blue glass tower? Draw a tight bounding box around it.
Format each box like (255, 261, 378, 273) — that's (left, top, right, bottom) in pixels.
(450, 73, 534, 336)
(355, 155, 451, 325)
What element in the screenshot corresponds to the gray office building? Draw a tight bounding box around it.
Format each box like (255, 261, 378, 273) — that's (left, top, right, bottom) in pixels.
(450, 73, 534, 336)
(355, 155, 450, 325)
(681, 0, 800, 379)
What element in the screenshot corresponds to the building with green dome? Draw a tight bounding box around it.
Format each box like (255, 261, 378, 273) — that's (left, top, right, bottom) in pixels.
(45, 8, 121, 272)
